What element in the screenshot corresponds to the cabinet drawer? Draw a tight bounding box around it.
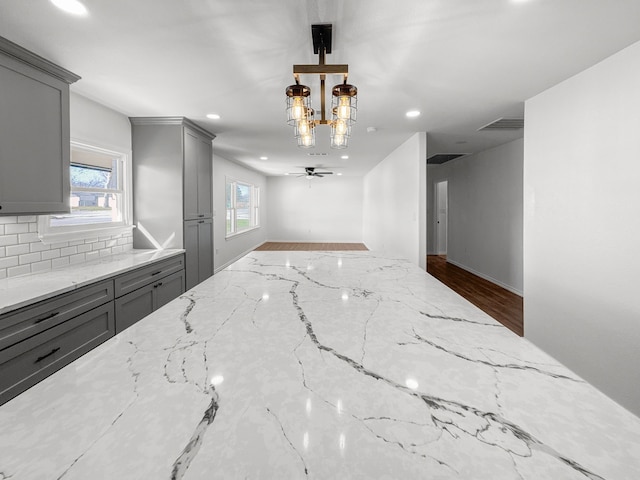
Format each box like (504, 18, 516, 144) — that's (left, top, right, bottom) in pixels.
(114, 255, 184, 298)
(114, 282, 154, 333)
(0, 280, 114, 351)
(0, 302, 115, 406)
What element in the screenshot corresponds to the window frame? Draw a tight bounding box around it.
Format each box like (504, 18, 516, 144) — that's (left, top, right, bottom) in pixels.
(38, 141, 133, 243)
(225, 177, 260, 238)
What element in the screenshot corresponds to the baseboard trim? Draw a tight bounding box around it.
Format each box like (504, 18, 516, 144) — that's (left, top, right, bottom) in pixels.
(214, 242, 266, 274)
(445, 258, 523, 297)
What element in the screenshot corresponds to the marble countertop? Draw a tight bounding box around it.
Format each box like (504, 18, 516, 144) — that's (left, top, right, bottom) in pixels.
(0, 248, 185, 315)
(1, 251, 639, 479)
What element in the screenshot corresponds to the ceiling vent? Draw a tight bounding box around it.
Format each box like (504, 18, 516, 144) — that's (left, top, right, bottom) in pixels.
(477, 117, 524, 131)
(427, 153, 468, 165)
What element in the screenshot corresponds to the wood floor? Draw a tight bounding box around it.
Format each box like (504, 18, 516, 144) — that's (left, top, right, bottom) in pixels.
(427, 255, 524, 336)
(255, 242, 368, 251)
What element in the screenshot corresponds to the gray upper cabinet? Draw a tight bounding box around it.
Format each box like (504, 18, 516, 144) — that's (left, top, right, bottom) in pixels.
(130, 117, 215, 287)
(0, 36, 80, 215)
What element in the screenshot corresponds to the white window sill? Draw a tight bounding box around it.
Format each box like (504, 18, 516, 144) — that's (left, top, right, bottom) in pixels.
(38, 224, 135, 245)
(225, 226, 260, 240)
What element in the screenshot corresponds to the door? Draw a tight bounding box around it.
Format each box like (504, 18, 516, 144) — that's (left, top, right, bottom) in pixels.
(435, 180, 448, 255)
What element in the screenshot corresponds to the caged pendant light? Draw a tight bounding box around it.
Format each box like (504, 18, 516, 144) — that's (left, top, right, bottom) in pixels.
(285, 24, 358, 149)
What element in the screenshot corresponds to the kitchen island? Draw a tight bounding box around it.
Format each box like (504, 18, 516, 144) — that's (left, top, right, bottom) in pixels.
(1, 251, 639, 479)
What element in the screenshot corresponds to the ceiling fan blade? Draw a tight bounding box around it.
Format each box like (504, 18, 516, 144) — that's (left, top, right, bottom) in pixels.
(315, 171, 333, 175)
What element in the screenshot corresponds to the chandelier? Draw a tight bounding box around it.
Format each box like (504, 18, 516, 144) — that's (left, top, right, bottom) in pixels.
(286, 24, 357, 149)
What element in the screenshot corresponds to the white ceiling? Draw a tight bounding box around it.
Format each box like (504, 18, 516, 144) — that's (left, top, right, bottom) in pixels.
(2, 0, 640, 176)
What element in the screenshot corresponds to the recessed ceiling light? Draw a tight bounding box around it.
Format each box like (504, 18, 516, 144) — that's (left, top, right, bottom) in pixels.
(259, 156, 268, 161)
(406, 110, 421, 118)
(51, 0, 87, 15)
(341, 155, 349, 160)
(337, 173, 343, 176)
(284, 173, 290, 176)
(206, 113, 221, 120)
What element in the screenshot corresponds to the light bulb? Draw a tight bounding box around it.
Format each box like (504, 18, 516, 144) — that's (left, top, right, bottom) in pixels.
(301, 134, 313, 147)
(297, 120, 310, 136)
(333, 134, 345, 146)
(337, 97, 351, 120)
(292, 97, 305, 120)
(335, 119, 348, 135)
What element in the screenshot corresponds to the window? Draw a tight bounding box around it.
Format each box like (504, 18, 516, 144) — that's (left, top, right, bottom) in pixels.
(38, 142, 131, 242)
(226, 178, 260, 237)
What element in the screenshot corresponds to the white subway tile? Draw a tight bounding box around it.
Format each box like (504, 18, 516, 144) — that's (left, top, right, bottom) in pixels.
(69, 253, 86, 265)
(99, 248, 112, 257)
(18, 232, 39, 244)
(117, 237, 129, 246)
(105, 239, 117, 248)
(8, 265, 30, 277)
(60, 246, 78, 257)
(41, 249, 61, 260)
(98, 236, 111, 242)
(0, 269, 6, 280)
(92, 241, 106, 251)
(0, 235, 18, 247)
(77, 244, 92, 253)
(19, 252, 41, 265)
(84, 238, 99, 244)
(17, 215, 37, 223)
(69, 239, 84, 246)
(0, 246, 5, 257)
(0, 257, 19, 269)
(0, 225, 4, 235)
(29, 223, 38, 233)
(31, 260, 52, 273)
(52, 257, 70, 268)
(111, 245, 124, 255)
(0, 217, 17, 225)
(5, 223, 29, 234)
(50, 241, 69, 249)
(6, 244, 29, 256)
(122, 244, 133, 252)
(85, 250, 100, 261)
(29, 242, 49, 253)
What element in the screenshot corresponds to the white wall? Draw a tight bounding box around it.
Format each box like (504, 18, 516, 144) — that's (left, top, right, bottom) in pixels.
(524, 41, 640, 416)
(266, 176, 363, 242)
(428, 139, 524, 294)
(363, 132, 427, 268)
(213, 155, 267, 272)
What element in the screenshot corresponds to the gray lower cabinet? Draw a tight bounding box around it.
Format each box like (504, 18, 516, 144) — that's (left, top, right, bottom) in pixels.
(0, 299, 114, 406)
(0, 254, 185, 406)
(114, 270, 185, 333)
(184, 218, 213, 290)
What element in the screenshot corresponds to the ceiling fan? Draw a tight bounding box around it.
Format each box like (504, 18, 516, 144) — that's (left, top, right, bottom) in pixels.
(289, 167, 334, 178)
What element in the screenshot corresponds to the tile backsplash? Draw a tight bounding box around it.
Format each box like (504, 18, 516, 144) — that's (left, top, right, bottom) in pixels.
(0, 216, 133, 279)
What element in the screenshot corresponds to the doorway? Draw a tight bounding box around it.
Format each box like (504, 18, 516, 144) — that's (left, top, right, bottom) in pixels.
(435, 180, 448, 255)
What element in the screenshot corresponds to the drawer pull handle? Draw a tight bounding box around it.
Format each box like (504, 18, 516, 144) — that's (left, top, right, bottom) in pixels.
(35, 347, 60, 364)
(154, 282, 163, 288)
(198, 214, 205, 217)
(34, 311, 60, 324)
(151, 271, 162, 276)
(198, 220, 205, 224)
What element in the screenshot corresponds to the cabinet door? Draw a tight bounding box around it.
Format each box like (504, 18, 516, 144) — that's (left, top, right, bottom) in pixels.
(114, 284, 154, 333)
(184, 220, 199, 290)
(0, 303, 114, 406)
(0, 53, 70, 214)
(197, 218, 213, 284)
(197, 136, 213, 218)
(183, 128, 200, 220)
(155, 270, 185, 310)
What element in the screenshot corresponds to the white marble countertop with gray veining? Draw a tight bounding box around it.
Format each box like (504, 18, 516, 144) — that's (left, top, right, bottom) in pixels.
(1, 251, 639, 479)
(0, 248, 185, 315)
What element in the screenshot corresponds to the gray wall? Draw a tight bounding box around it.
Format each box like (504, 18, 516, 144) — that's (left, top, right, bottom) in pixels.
(524, 40, 640, 416)
(428, 139, 523, 294)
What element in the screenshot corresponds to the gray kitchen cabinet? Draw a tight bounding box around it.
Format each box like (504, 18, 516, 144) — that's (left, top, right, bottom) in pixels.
(184, 218, 213, 290)
(0, 36, 80, 215)
(113, 256, 185, 333)
(130, 117, 215, 287)
(0, 282, 114, 406)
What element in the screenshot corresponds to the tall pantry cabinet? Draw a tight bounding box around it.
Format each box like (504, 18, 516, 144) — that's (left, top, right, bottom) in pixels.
(130, 117, 215, 290)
